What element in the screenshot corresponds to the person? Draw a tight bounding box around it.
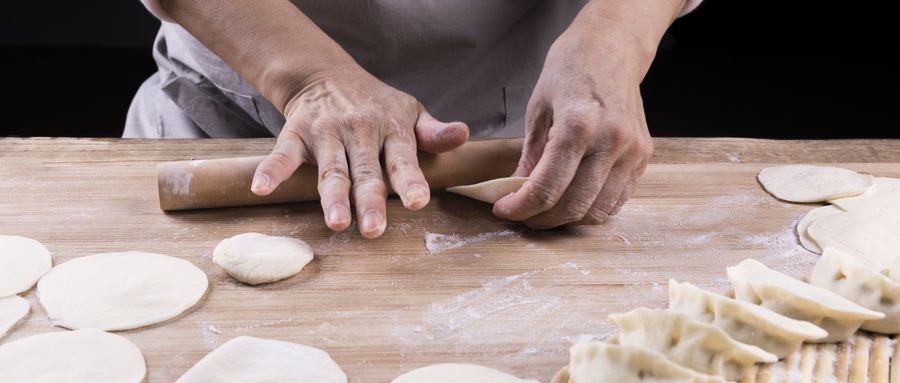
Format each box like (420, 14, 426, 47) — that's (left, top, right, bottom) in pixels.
(128, 0, 701, 238)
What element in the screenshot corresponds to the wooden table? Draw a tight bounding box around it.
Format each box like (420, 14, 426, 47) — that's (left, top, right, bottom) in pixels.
(2, 137, 899, 382)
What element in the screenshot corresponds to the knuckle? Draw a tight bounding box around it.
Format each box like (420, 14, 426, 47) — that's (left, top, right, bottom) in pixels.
(559, 198, 594, 222)
(319, 165, 350, 184)
(581, 207, 610, 225)
(526, 182, 561, 211)
(387, 156, 418, 176)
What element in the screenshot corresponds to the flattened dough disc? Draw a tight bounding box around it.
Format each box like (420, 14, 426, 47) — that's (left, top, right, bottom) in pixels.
(0, 295, 29, 340)
(757, 165, 874, 203)
(807, 207, 900, 271)
(446, 177, 528, 204)
(829, 177, 900, 210)
(0, 235, 52, 297)
(796, 205, 844, 254)
(213, 233, 314, 285)
(391, 363, 540, 383)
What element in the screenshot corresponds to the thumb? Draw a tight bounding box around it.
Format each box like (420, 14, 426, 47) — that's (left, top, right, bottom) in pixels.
(414, 105, 469, 154)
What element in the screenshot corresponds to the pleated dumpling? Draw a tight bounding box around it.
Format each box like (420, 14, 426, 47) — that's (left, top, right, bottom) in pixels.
(550, 342, 727, 383)
(809, 246, 900, 334)
(608, 307, 777, 381)
(668, 280, 827, 358)
(727, 258, 884, 342)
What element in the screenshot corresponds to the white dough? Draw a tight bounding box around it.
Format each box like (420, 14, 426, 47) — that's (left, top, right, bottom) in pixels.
(757, 165, 874, 203)
(0, 295, 29, 340)
(213, 233, 314, 285)
(0, 235, 52, 297)
(796, 205, 843, 254)
(552, 342, 727, 383)
(891, 255, 900, 284)
(391, 363, 539, 383)
(829, 177, 900, 210)
(37, 251, 208, 331)
(176, 336, 347, 383)
(446, 177, 528, 204)
(806, 207, 900, 271)
(0, 328, 146, 382)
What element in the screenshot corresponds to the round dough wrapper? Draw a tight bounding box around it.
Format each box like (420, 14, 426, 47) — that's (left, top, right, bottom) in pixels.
(0, 235, 52, 297)
(0, 295, 30, 339)
(446, 177, 528, 204)
(213, 233, 314, 285)
(829, 177, 900, 211)
(175, 336, 347, 383)
(0, 328, 146, 383)
(806, 207, 900, 271)
(796, 205, 844, 254)
(757, 165, 874, 203)
(37, 251, 209, 331)
(391, 363, 540, 383)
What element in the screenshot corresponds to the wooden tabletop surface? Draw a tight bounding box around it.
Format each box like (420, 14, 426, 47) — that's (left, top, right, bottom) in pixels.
(1, 137, 899, 382)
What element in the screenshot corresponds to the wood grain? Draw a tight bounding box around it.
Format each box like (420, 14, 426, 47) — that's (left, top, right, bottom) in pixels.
(1, 137, 899, 382)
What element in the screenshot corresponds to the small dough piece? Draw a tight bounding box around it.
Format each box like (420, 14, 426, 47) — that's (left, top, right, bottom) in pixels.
(810, 246, 900, 334)
(391, 363, 539, 383)
(446, 177, 528, 204)
(609, 307, 776, 380)
(554, 342, 727, 383)
(796, 205, 843, 254)
(727, 258, 884, 342)
(829, 177, 900, 211)
(0, 328, 146, 382)
(668, 279, 827, 358)
(806, 207, 900, 271)
(757, 165, 874, 203)
(890, 255, 900, 284)
(0, 235, 52, 297)
(176, 336, 347, 383)
(213, 233, 314, 285)
(37, 251, 208, 331)
(0, 295, 30, 340)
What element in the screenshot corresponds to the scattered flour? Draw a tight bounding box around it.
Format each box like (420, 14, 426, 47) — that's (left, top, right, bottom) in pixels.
(423, 230, 519, 254)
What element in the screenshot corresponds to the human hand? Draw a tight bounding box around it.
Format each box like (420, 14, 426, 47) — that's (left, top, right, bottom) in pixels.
(250, 66, 469, 238)
(492, 21, 654, 229)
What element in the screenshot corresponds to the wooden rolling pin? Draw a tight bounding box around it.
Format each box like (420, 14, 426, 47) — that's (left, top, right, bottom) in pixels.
(157, 138, 524, 211)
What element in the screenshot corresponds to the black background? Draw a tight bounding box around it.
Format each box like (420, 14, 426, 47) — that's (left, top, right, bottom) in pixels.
(0, 1, 894, 138)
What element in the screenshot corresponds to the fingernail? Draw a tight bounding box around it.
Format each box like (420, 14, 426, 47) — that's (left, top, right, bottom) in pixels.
(328, 205, 351, 228)
(360, 210, 386, 238)
(404, 185, 430, 210)
(251, 174, 270, 194)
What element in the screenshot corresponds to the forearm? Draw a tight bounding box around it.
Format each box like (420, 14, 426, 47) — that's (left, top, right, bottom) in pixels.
(159, 0, 358, 113)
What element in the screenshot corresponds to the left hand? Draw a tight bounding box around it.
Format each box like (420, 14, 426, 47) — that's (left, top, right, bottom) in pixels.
(493, 19, 655, 229)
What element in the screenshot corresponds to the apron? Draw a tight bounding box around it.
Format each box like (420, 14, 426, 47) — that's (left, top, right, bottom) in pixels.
(124, 1, 589, 138)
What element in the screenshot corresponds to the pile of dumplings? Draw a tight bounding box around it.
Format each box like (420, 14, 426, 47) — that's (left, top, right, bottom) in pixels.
(552, 165, 900, 383)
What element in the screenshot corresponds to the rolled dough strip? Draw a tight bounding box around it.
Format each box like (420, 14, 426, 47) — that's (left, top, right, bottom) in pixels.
(0, 295, 29, 340)
(445, 177, 528, 204)
(757, 165, 874, 203)
(391, 363, 540, 383)
(0, 235, 52, 297)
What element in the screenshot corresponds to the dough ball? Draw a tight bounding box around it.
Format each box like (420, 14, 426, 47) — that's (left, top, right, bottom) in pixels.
(391, 363, 539, 383)
(757, 165, 874, 203)
(0, 235, 52, 297)
(175, 336, 346, 383)
(0, 295, 29, 340)
(0, 328, 146, 383)
(37, 251, 208, 331)
(446, 177, 528, 204)
(213, 233, 314, 285)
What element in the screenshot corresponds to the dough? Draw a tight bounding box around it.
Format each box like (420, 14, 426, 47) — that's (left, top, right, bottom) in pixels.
(0, 328, 146, 382)
(0, 295, 29, 340)
(0, 235, 52, 297)
(391, 363, 539, 383)
(806, 207, 900, 271)
(890, 255, 900, 284)
(829, 176, 900, 210)
(757, 165, 874, 203)
(446, 177, 528, 204)
(176, 336, 347, 383)
(553, 342, 727, 383)
(37, 251, 208, 331)
(796, 205, 843, 254)
(213, 233, 314, 285)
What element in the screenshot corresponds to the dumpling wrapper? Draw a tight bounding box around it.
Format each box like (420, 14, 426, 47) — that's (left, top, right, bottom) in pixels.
(806, 207, 900, 271)
(0, 295, 30, 340)
(0, 328, 146, 383)
(810, 246, 900, 334)
(37, 251, 208, 331)
(213, 233, 314, 285)
(757, 165, 874, 203)
(608, 307, 777, 380)
(727, 258, 883, 342)
(391, 363, 539, 383)
(446, 177, 528, 204)
(0, 235, 52, 297)
(668, 279, 827, 358)
(550, 342, 727, 383)
(829, 177, 900, 211)
(796, 205, 843, 254)
(176, 336, 347, 383)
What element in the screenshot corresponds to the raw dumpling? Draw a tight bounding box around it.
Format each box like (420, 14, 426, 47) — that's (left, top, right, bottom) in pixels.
(727, 258, 883, 342)
(809, 246, 900, 334)
(757, 165, 874, 203)
(213, 233, 314, 285)
(668, 279, 827, 358)
(829, 177, 900, 211)
(805, 207, 900, 271)
(796, 205, 843, 254)
(445, 177, 528, 204)
(0, 235, 52, 297)
(608, 307, 777, 380)
(391, 363, 539, 383)
(551, 342, 727, 383)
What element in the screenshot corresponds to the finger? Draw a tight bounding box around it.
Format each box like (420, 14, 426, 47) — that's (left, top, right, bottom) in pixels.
(511, 97, 553, 177)
(344, 118, 389, 239)
(384, 121, 430, 210)
(572, 153, 649, 226)
(252, 129, 308, 196)
(312, 133, 353, 232)
(608, 160, 647, 216)
(414, 105, 469, 154)
(518, 152, 611, 229)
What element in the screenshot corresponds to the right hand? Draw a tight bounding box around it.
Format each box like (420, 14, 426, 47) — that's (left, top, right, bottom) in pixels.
(250, 65, 469, 239)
